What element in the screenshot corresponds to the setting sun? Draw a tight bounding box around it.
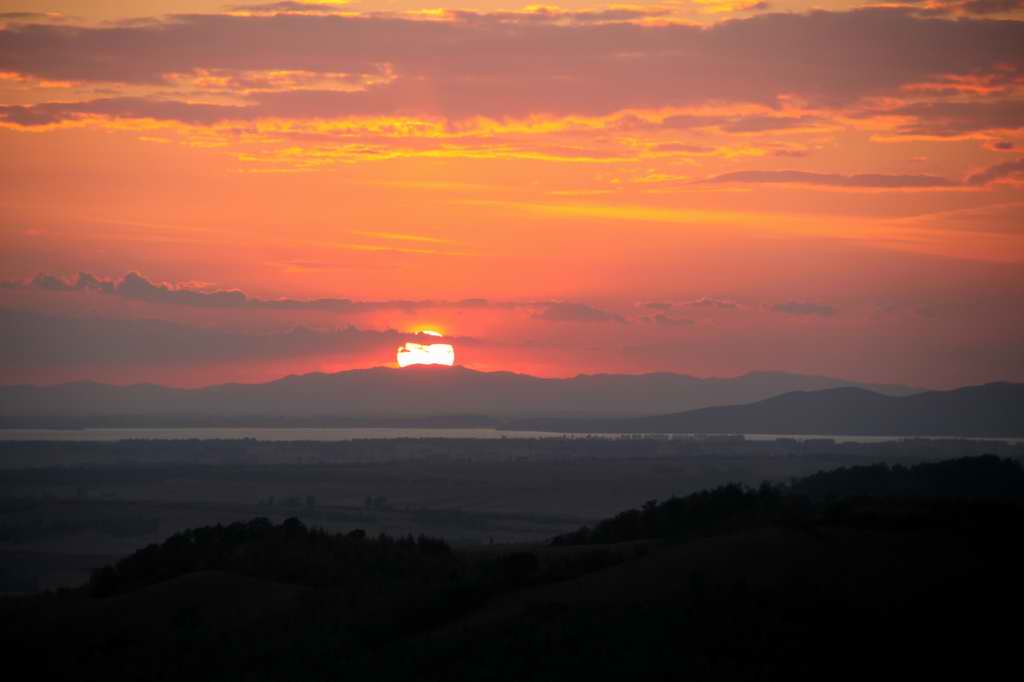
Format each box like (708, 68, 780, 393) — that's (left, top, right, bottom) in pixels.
(397, 332, 455, 367)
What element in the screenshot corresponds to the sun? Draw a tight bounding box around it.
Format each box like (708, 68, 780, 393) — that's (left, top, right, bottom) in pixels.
(397, 330, 455, 367)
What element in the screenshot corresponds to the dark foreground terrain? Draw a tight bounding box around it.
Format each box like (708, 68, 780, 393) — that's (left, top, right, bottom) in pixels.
(3, 454, 1023, 680)
(2, 436, 1020, 592)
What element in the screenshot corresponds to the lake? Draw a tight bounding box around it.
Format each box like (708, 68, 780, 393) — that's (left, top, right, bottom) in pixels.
(0, 427, 1016, 444)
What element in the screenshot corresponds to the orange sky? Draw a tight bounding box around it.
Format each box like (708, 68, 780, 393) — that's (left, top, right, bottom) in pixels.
(1, 1, 1022, 388)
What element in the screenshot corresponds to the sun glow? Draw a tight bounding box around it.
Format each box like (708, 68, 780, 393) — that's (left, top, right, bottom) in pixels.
(397, 331, 455, 367)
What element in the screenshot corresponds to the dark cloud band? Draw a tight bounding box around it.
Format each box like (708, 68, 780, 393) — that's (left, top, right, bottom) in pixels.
(7, 271, 626, 323)
(1, 8, 1021, 124)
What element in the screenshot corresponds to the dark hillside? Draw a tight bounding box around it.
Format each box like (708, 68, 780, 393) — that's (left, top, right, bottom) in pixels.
(3, 455, 1023, 680)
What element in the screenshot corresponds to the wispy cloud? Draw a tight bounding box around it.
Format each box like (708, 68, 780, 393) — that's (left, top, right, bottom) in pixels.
(771, 301, 835, 317)
(351, 230, 454, 244)
(1, 9, 1020, 121)
(699, 170, 958, 189)
(699, 159, 1024, 190)
(531, 302, 626, 323)
(6, 271, 627, 325)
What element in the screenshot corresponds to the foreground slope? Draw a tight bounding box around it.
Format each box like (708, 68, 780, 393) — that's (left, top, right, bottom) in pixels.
(3, 456, 1023, 680)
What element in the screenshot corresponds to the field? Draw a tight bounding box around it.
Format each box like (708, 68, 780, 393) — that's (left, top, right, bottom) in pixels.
(2, 436, 1021, 593)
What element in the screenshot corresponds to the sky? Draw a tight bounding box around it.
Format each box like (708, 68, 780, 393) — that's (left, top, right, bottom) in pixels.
(1, 1, 1022, 388)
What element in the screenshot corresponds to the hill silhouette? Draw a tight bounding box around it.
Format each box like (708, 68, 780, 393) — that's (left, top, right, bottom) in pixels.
(0, 366, 916, 427)
(510, 382, 1024, 437)
(552, 455, 1024, 546)
(3, 455, 1023, 680)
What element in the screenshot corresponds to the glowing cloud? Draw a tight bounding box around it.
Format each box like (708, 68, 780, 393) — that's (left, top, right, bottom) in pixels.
(396, 332, 455, 367)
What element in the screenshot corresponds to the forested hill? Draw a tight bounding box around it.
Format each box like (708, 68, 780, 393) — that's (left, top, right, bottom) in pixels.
(4, 455, 1023, 681)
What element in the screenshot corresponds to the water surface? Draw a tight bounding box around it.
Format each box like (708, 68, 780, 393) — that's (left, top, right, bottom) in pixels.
(0, 427, 1017, 443)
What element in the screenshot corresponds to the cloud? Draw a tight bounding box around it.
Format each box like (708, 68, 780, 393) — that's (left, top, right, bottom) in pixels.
(228, 2, 349, 14)
(642, 298, 738, 311)
(1, 8, 1021, 124)
(0, 308, 409, 370)
(685, 297, 738, 309)
(30, 274, 75, 291)
(701, 158, 1024, 190)
(116, 272, 248, 307)
(964, 157, 1024, 186)
(0, 12, 52, 20)
(887, 100, 1024, 138)
(699, 170, 957, 189)
(896, 200, 1024, 235)
(961, 0, 1024, 14)
(531, 302, 625, 323)
(658, 114, 821, 133)
(652, 143, 716, 154)
(919, 0, 1024, 14)
(719, 115, 820, 133)
(9, 272, 632, 325)
(772, 149, 810, 158)
(651, 314, 695, 326)
(0, 97, 250, 127)
(76, 272, 115, 294)
(0, 12, 66, 24)
(771, 301, 834, 316)
(445, 7, 672, 25)
(8, 271, 424, 311)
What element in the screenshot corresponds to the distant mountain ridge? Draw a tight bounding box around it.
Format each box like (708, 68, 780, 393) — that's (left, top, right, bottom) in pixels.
(509, 383, 1024, 438)
(0, 366, 918, 426)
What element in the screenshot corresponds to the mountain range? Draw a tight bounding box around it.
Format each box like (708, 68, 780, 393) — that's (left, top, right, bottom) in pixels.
(510, 383, 1024, 438)
(0, 366, 917, 426)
